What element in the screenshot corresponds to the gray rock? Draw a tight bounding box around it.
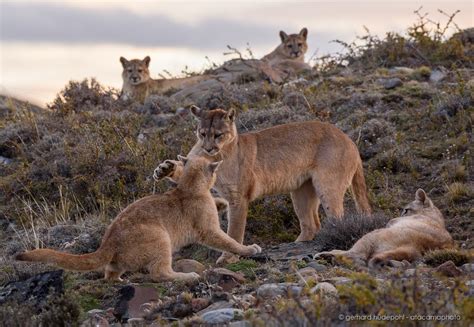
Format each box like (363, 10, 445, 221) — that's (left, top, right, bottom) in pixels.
(229, 321, 252, 327)
(198, 301, 233, 315)
(389, 67, 414, 75)
(297, 267, 320, 283)
(310, 282, 338, 297)
(201, 308, 243, 324)
(430, 68, 447, 83)
(175, 107, 188, 116)
(307, 262, 328, 272)
(0, 156, 12, 165)
(256, 283, 302, 299)
(326, 277, 352, 285)
(404, 268, 416, 277)
(379, 78, 403, 89)
(461, 263, 474, 273)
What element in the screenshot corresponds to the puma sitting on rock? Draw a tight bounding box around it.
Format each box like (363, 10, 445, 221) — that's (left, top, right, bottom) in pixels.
(16, 156, 261, 281)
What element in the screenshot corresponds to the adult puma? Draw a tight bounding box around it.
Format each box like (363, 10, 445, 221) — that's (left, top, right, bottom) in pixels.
(16, 156, 261, 281)
(120, 56, 210, 103)
(159, 107, 371, 263)
(314, 189, 453, 268)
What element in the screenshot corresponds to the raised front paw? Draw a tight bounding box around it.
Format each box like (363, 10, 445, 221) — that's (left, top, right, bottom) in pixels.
(244, 244, 262, 256)
(153, 160, 177, 181)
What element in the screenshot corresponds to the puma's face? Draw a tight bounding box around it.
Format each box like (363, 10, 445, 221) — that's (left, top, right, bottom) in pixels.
(177, 155, 222, 189)
(401, 189, 435, 216)
(190, 106, 237, 156)
(279, 28, 308, 59)
(120, 56, 151, 86)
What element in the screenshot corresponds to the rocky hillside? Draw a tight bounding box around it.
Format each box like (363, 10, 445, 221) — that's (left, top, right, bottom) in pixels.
(0, 19, 473, 326)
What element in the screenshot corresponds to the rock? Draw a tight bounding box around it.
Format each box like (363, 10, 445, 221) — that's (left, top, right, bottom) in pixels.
(389, 260, 410, 269)
(379, 77, 403, 89)
(198, 301, 234, 315)
(256, 283, 302, 300)
(404, 268, 416, 278)
(152, 113, 176, 128)
(435, 260, 463, 277)
(429, 68, 447, 83)
(310, 282, 338, 297)
(229, 321, 252, 327)
(175, 107, 188, 116)
(461, 263, 474, 273)
(307, 262, 328, 272)
(205, 268, 245, 291)
(114, 285, 160, 321)
(389, 67, 414, 75)
(0, 270, 64, 310)
(174, 259, 206, 274)
(297, 267, 320, 283)
(325, 277, 352, 285)
(0, 156, 12, 165)
(200, 308, 244, 324)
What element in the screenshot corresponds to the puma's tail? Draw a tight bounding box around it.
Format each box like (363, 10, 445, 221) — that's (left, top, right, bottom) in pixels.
(351, 160, 372, 215)
(15, 245, 113, 271)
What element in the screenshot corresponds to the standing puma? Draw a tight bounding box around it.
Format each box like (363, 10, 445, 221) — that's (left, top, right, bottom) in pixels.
(314, 189, 454, 268)
(120, 56, 210, 103)
(16, 156, 261, 281)
(158, 106, 371, 263)
(262, 28, 311, 73)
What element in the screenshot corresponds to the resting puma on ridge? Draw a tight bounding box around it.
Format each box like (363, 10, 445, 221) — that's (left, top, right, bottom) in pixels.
(158, 106, 371, 264)
(120, 56, 210, 103)
(16, 156, 261, 281)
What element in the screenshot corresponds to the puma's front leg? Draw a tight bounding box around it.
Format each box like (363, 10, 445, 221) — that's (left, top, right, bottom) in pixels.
(216, 198, 249, 264)
(200, 228, 261, 257)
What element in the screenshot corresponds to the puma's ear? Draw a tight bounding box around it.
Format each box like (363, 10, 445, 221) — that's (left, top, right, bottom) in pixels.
(226, 108, 236, 122)
(279, 30, 289, 42)
(415, 189, 427, 203)
(190, 105, 202, 118)
(299, 27, 308, 40)
(120, 57, 129, 67)
(209, 161, 222, 173)
(143, 56, 151, 67)
(177, 155, 188, 165)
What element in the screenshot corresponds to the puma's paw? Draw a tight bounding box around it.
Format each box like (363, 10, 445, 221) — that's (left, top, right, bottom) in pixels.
(244, 244, 262, 256)
(216, 252, 240, 265)
(153, 160, 177, 181)
(313, 251, 336, 261)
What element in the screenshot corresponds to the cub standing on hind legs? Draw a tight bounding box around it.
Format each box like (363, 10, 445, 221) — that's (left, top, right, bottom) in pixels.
(314, 189, 454, 268)
(16, 156, 261, 282)
(157, 106, 371, 264)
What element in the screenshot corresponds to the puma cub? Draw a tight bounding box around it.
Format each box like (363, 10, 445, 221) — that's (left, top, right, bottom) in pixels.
(120, 56, 209, 103)
(262, 28, 311, 72)
(158, 106, 371, 264)
(314, 189, 454, 268)
(16, 156, 261, 282)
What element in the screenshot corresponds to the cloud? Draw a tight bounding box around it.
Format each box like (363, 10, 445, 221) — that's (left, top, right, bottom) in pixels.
(0, 2, 281, 49)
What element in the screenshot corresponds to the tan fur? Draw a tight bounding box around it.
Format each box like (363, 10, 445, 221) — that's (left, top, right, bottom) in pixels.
(314, 189, 454, 268)
(158, 107, 371, 263)
(262, 28, 311, 73)
(120, 56, 210, 103)
(16, 157, 261, 282)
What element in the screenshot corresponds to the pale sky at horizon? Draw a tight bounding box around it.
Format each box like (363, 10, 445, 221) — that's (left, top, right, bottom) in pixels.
(0, 0, 472, 106)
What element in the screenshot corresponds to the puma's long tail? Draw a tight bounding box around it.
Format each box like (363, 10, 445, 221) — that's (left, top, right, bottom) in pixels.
(16, 245, 113, 271)
(351, 160, 372, 215)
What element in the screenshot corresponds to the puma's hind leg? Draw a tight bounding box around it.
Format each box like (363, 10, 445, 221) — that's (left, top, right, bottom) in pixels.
(291, 180, 321, 242)
(369, 246, 421, 268)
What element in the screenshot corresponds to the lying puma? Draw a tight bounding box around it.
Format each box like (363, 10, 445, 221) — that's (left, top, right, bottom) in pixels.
(158, 106, 371, 263)
(16, 156, 261, 281)
(314, 189, 454, 268)
(262, 28, 311, 73)
(120, 56, 210, 103)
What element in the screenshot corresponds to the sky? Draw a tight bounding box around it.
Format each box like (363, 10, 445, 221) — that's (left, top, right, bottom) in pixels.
(0, 0, 472, 105)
